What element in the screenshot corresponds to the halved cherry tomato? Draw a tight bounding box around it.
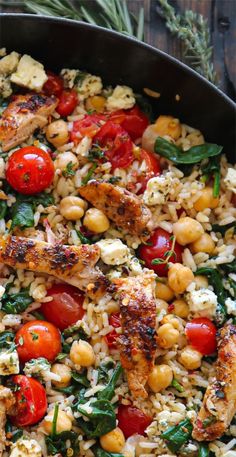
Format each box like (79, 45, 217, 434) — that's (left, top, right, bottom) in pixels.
(137, 149, 161, 193)
(138, 228, 183, 277)
(185, 318, 217, 355)
(6, 146, 54, 195)
(15, 320, 61, 363)
(105, 313, 121, 349)
(70, 114, 106, 143)
(43, 71, 64, 96)
(111, 105, 149, 141)
(10, 375, 47, 427)
(117, 405, 152, 438)
(56, 89, 78, 117)
(41, 284, 85, 330)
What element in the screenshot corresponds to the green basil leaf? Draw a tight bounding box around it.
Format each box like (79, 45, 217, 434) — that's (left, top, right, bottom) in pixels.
(2, 289, 33, 314)
(155, 137, 222, 164)
(11, 201, 34, 229)
(161, 418, 193, 453)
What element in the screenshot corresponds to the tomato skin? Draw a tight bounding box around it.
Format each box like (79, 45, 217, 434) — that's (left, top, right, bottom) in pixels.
(41, 284, 85, 330)
(6, 146, 54, 195)
(15, 320, 61, 363)
(56, 89, 78, 117)
(185, 318, 217, 355)
(105, 313, 121, 349)
(110, 105, 149, 141)
(70, 114, 106, 143)
(138, 228, 183, 277)
(137, 149, 161, 193)
(10, 375, 47, 426)
(43, 71, 64, 96)
(117, 405, 152, 438)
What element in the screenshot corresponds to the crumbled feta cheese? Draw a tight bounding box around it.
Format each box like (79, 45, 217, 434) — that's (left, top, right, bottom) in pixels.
(0, 74, 12, 98)
(106, 85, 135, 111)
(97, 238, 129, 265)
(24, 357, 53, 381)
(0, 350, 19, 375)
(60, 68, 80, 89)
(225, 297, 236, 316)
(221, 452, 236, 457)
(0, 51, 19, 75)
(77, 73, 103, 100)
(143, 172, 173, 206)
(224, 167, 236, 194)
(186, 288, 217, 318)
(127, 256, 143, 276)
(11, 55, 47, 92)
(10, 438, 42, 457)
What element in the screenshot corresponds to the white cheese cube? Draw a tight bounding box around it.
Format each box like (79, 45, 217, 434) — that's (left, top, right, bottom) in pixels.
(0, 51, 19, 75)
(106, 85, 135, 111)
(0, 350, 19, 375)
(10, 439, 42, 457)
(143, 173, 173, 206)
(77, 73, 103, 100)
(10, 54, 47, 92)
(97, 239, 129, 265)
(186, 288, 217, 319)
(225, 297, 236, 316)
(224, 167, 236, 194)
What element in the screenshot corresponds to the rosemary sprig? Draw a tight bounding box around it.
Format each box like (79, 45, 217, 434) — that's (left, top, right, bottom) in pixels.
(157, 0, 217, 83)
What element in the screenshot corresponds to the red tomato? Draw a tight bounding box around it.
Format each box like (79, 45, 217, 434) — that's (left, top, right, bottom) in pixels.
(110, 105, 149, 141)
(185, 318, 217, 355)
(117, 405, 152, 438)
(41, 284, 85, 330)
(6, 146, 54, 195)
(43, 71, 64, 96)
(70, 114, 106, 143)
(137, 149, 161, 193)
(138, 228, 183, 276)
(105, 313, 121, 349)
(10, 375, 47, 427)
(15, 320, 61, 363)
(56, 89, 78, 117)
(94, 121, 134, 170)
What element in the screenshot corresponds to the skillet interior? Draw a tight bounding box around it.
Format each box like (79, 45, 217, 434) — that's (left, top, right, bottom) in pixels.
(0, 14, 235, 161)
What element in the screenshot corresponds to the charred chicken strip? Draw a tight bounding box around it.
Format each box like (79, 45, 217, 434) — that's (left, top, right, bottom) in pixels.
(0, 93, 58, 152)
(192, 324, 236, 441)
(0, 235, 107, 299)
(113, 272, 157, 398)
(0, 386, 15, 455)
(79, 180, 153, 238)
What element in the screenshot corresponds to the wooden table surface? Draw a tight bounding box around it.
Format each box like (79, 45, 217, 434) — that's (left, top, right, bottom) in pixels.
(1, 0, 235, 99)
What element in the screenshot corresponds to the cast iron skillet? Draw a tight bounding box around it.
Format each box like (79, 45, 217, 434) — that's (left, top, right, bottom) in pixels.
(0, 14, 235, 161)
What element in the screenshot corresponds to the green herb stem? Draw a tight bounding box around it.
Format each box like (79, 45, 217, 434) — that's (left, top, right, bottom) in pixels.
(51, 403, 59, 438)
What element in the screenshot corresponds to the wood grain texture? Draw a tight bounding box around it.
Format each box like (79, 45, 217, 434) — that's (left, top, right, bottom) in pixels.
(0, 0, 235, 98)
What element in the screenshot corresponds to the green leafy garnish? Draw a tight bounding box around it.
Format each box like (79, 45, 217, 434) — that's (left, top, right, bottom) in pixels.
(198, 443, 209, 457)
(0, 200, 7, 219)
(212, 221, 236, 235)
(9, 191, 54, 230)
(97, 362, 122, 401)
(201, 155, 221, 197)
(82, 163, 97, 185)
(155, 137, 222, 165)
(0, 330, 15, 349)
(1, 289, 33, 314)
(92, 445, 124, 457)
(202, 416, 217, 428)
(45, 431, 79, 457)
(76, 229, 91, 245)
(51, 403, 59, 438)
(76, 399, 116, 438)
(161, 418, 193, 453)
(62, 161, 76, 177)
(171, 378, 184, 392)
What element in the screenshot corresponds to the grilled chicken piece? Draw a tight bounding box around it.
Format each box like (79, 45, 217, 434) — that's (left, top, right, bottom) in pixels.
(113, 272, 157, 398)
(0, 235, 108, 299)
(192, 324, 236, 441)
(79, 180, 153, 238)
(0, 386, 15, 455)
(0, 93, 58, 152)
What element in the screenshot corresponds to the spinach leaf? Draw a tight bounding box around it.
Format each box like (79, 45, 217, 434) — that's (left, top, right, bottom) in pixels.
(97, 360, 115, 383)
(212, 221, 236, 235)
(76, 229, 92, 245)
(11, 201, 34, 230)
(0, 330, 15, 349)
(77, 399, 116, 438)
(97, 362, 122, 401)
(92, 445, 124, 457)
(220, 259, 236, 274)
(72, 370, 90, 387)
(1, 289, 33, 314)
(201, 155, 221, 197)
(61, 324, 88, 353)
(198, 443, 209, 457)
(45, 431, 79, 457)
(161, 418, 193, 453)
(195, 267, 227, 325)
(155, 137, 222, 165)
(0, 200, 7, 219)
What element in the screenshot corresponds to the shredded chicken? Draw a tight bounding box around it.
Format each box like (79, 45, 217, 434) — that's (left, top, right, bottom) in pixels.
(0, 235, 108, 299)
(0, 386, 15, 455)
(79, 180, 153, 238)
(113, 272, 157, 398)
(192, 324, 236, 441)
(0, 93, 57, 151)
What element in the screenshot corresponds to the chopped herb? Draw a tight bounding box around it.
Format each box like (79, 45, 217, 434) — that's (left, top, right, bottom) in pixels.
(30, 332, 39, 341)
(62, 161, 76, 177)
(46, 431, 79, 457)
(155, 137, 222, 165)
(198, 443, 209, 457)
(202, 416, 217, 428)
(82, 163, 97, 185)
(1, 289, 33, 314)
(108, 176, 121, 184)
(161, 418, 193, 453)
(0, 331, 15, 349)
(88, 146, 105, 161)
(97, 361, 115, 383)
(0, 200, 7, 219)
(171, 378, 184, 392)
(76, 229, 91, 245)
(55, 352, 67, 362)
(92, 445, 124, 457)
(201, 155, 221, 197)
(212, 221, 236, 235)
(76, 399, 116, 438)
(97, 362, 122, 401)
(51, 403, 59, 438)
(11, 201, 34, 230)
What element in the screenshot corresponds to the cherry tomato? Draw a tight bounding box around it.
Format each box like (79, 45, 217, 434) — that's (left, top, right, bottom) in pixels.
(56, 89, 78, 117)
(138, 228, 183, 277)
(70, 114, 106, 143)
(41, 284, 85, 330)
(6, 146, 54, 195)
(105, 313, 121, 349)
(117, 405, 152, 438)
(185, 318, 217, 355)
(137, 149, 161, 193)
(43, 71, 64, 96)
(15, 320, 61, 363)
(10, 375, 47, 427)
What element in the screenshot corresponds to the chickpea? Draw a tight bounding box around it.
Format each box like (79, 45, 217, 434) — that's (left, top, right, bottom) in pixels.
(85, 95, 106, 113)
(168, 263, 194, 294)
(173, 217, 204, 245)
(148, 364, 173, 393)
(54, 151, 78, 171)
(172, 299, 189, 318)
(162, 314, 180, 329)
(100, 427, 125, 453)
(141, 125, 158, 152)
(60, 196, 86, 221)
(42, 408, 72, 434)
(190, 233, 215, 254)
(70, 339, 95, 367)
(83, 208, 110, 233)
(194, 187, 219, 212)
(46, 120, 69, 148)
(194, 275, 208, 289)
(156, 282, 175, 302)
(157, 323, 179, 349)
(51, 363, 72, 388)
(179, 345, 202, 370)
(155, 115, 182, 140)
